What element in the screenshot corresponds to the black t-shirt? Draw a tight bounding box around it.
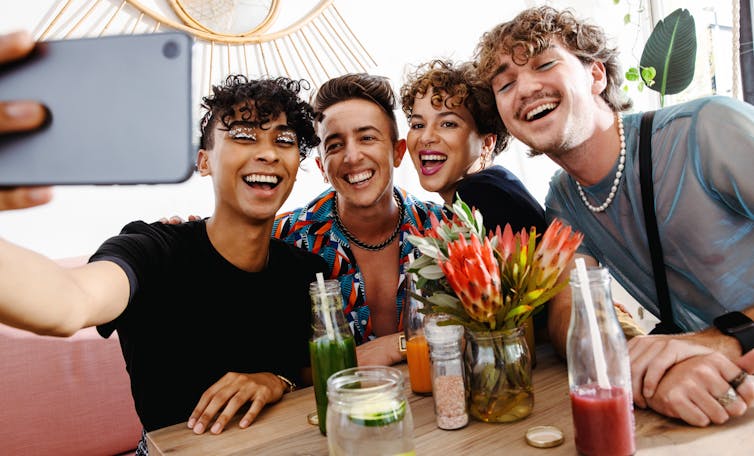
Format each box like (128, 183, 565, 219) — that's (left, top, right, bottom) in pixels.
(454, 166, 548, 329)
(455, 165, 546, 234)
(93, 220, 326, 431)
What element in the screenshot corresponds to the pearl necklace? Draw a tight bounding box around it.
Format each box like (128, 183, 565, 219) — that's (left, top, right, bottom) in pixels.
(333, 188, 405, 251)
(575, 113, 626, 213)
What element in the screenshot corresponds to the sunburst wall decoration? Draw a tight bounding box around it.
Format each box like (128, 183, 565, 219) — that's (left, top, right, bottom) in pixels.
(34, 0, 376, 100)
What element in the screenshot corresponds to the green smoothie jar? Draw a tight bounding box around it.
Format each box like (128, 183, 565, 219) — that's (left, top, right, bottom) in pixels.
(309, 279, 357, 435)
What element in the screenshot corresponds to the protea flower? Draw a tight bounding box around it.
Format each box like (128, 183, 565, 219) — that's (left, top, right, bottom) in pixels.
(531, 219, 584, 291)
(439, 233, 503, 329)
(406, 197, 583, 332)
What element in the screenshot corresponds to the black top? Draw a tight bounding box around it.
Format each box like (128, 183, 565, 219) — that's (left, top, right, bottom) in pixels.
(454, 165, 546, 235)
(94, 220, 326, 431)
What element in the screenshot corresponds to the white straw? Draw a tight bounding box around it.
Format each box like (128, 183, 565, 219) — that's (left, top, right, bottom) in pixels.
(316, 272, 336, 339)
(406, 252, 417, 308)
(575, 258, 611, 389)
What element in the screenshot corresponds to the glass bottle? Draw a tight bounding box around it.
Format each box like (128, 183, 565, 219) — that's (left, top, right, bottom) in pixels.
(567, 267, 635, 456)
(424, 313, 468, 430)
(404, 272, 432, 395)
(309, 279, 357, 436)
(326, 366, 415, 456)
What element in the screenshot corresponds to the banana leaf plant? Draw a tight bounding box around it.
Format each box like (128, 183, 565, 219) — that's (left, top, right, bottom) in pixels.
(637, 8, 697, 106)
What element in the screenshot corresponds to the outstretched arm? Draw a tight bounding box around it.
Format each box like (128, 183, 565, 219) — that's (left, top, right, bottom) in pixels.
(0, 238, 130, 336)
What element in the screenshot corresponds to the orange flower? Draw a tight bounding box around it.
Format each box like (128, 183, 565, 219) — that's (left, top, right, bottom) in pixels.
(407, 197, 583, 331)
(531, 219, 584, 291)
(440, 234, 502, 329)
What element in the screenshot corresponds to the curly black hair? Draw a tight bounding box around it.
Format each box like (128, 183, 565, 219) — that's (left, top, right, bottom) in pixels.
(198, 75, 320, 161)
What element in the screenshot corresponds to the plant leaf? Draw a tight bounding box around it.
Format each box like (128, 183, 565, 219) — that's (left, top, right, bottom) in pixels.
(427, 292, 462, 309)
(625, 67, 639, 81)
(639, 8, 696, 96)
(419, 264, 446, 280)
(415, 243, 443, 259)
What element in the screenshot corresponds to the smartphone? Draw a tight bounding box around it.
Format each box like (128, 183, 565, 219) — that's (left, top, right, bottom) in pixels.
(0, 32, 194, 185)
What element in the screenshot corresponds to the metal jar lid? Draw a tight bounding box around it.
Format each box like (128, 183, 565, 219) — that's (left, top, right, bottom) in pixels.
(525, 425, 565, 448)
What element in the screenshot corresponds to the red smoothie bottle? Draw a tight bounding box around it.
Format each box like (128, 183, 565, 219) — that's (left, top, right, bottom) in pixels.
(567, 266, 635, 456)
(570, 385, 635, 455)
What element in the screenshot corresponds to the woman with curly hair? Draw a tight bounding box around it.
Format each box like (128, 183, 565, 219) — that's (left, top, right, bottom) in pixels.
(400, 59, 545, 234)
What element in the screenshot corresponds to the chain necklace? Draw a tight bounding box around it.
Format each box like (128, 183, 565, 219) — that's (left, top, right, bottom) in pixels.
(333, 188, 405, 251)
(576, 113, 626, 213)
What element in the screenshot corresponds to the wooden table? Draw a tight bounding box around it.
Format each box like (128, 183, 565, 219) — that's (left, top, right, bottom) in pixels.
(147, 346, 754, 455)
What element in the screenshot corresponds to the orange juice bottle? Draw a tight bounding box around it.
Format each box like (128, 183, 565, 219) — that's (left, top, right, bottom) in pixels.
(406, 334, 432, 394)
(404, 272, 432, 395)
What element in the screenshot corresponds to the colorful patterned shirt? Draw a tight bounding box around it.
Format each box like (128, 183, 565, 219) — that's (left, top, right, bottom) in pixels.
(272, 187, 444, 344)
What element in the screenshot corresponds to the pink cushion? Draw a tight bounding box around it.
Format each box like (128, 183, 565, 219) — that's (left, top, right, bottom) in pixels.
(0, 324, 142, 455)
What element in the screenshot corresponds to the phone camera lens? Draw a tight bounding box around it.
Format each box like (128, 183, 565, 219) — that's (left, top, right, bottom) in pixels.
(162, 41, 180, 59)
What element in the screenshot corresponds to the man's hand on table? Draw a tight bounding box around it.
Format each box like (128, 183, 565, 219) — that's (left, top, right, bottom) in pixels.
(356, 333, 404, 366)
(187, 371, 287, 434)
(644, 351, 754, 426)
(628, 336, 714, 408)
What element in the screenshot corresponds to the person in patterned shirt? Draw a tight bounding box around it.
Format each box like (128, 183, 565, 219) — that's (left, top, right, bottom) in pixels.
(273, 74, 444, 366)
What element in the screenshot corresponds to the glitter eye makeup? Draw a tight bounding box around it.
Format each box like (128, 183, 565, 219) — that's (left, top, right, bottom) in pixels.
(276, 130, 297, 144)
(228, 125, 257, 140)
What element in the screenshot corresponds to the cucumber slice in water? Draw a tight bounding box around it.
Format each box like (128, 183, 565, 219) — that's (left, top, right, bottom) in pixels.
(347, 398, 407, 427)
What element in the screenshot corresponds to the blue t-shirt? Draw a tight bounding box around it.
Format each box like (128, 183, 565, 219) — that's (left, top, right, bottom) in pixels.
(546, 96, 754, 331)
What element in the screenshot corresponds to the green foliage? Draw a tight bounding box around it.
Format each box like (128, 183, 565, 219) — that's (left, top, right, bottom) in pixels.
(639, 8, 696, 106)
(617, 4, 696, 106)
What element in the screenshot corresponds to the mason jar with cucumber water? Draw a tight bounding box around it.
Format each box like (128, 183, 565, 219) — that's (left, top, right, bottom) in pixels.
(326, 366, 415, 456)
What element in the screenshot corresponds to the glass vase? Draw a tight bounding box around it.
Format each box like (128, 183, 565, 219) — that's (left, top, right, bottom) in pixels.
(464, 326, 533, 423)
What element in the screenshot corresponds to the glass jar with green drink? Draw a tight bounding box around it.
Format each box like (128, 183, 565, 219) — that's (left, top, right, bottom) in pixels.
(309, 278, 357, 435)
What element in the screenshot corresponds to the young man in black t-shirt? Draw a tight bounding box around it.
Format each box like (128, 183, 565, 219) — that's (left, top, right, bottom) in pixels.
(0, 74, 326, 448)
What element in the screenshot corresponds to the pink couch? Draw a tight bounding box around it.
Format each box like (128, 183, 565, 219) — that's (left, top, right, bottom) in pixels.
(0, 256, 142, 455)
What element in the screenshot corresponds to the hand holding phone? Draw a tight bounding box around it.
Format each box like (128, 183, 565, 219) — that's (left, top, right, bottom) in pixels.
(0, 32, 194, 187)
(0, 30, 52, 211)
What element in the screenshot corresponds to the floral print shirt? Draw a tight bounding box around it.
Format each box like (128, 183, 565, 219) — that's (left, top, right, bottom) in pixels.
(272, 187, 444, 344)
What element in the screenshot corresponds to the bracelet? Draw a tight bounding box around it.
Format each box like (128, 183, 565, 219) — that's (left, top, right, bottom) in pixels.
(276, 374, 296, 394)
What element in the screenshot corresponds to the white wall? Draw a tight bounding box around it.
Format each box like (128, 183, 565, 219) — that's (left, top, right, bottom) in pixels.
(0, 0, 650, 259)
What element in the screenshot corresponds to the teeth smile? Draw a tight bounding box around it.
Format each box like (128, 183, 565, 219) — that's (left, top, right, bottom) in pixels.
(420, 154, 447, 162)
(347, 170, 373, 184)
(244, 174, 279, 184)
(526, 102, 558, 120)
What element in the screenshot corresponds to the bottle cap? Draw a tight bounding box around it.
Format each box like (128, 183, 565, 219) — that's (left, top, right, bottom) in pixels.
(525, 425, 564, 448)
